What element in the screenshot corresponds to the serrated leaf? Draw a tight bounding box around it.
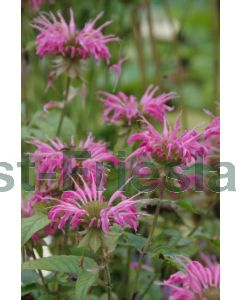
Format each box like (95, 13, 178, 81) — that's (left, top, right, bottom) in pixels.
(22, 255, 98, 276)
(21, 213, 50, 247)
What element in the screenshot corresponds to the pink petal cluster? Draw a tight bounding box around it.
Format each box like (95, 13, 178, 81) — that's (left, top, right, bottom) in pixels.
(204, 115, 220, 155)
(99, 85, 175, 125)
(29, 135, 117, 189)
(32, 9, 118, 61)
(128, 117, 207, 166)
(48, 174, 139, 232)
(140, 85, 175, 123)
(29, 138, 69, 188)
(99, 91, 139, 125)
(79, 133, 118, 170)
(164, 256, 220, 300)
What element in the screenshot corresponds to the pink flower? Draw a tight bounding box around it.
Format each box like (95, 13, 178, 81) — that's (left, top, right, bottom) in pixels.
(140, 85, 175, 123)
(109, 57, 128, 90)
(29, 135, 117, 189)
(29, 138, 68, 189)
(204, 114, 220, 157)
(164, 256, 220, 300)
(78, 133, 118, 183)
(128, 117, 207, 166)
(99, 91, 139, 125)
(32, 9, 118, 61)
(99, 85, 175, 125)
(48, 174, 140, 232)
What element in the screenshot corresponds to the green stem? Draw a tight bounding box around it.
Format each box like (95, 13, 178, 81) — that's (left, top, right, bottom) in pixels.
(56, 76, 71, 137)
(104, 262, 112, 300)
(124, 248, 132, 298)
(129, 186, 164, 300)
(138, 274, 158, 300)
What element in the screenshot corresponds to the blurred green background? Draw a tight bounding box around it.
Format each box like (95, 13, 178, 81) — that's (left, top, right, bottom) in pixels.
(22, 0, 219, 143)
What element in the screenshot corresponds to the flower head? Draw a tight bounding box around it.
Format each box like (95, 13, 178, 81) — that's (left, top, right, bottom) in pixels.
(164, 256, 220, 300)
(32, 9, 118, 61)
(99, 91, 139, 125)
(29, 135, 117, 189)
(140, 85, 175, 123)
(99, 85, 175, 125)
(29, 138, 69, 189)
(48, 174, 139, 233)
(128, 117, 207, 166)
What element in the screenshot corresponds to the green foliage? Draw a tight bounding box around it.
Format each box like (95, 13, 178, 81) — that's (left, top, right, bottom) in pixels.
(22, 255, 98, 275)
(75, 269, 97, 300)
(21, 0, 220, 298)
(119, 232, 147, 250)
(21, 213, 51, 247)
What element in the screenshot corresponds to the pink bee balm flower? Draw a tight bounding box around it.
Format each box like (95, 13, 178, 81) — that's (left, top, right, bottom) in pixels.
(204, 115, 220, 153)
(99, 91, 139, 125)
(32, 9, 118, 61)
(78, 133, 118, 183)
(164, 256, 220, 300)
(29, 135, 117, 189)
(140, 85, 175, 123)
(128, 117, 207, 166)
(48, 174, 140, 232)
(99, 85, 175, 125)
(29, 138, 70, 188)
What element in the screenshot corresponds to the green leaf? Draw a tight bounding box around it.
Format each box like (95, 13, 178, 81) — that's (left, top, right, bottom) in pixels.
(88, 230, 102, 253)
(121, 232, 146, 250)
(22, 255, 98, 276)
(78, 229, 103, 253)
(21, 283, 41, 296)
(21, 269, 39, 284)
(176, 199, 194, 213)
(29, 110, 76, 141)
(103, 227, 122, 253)
(75, 268, 97, 300)
(21, 213, 50, 247)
